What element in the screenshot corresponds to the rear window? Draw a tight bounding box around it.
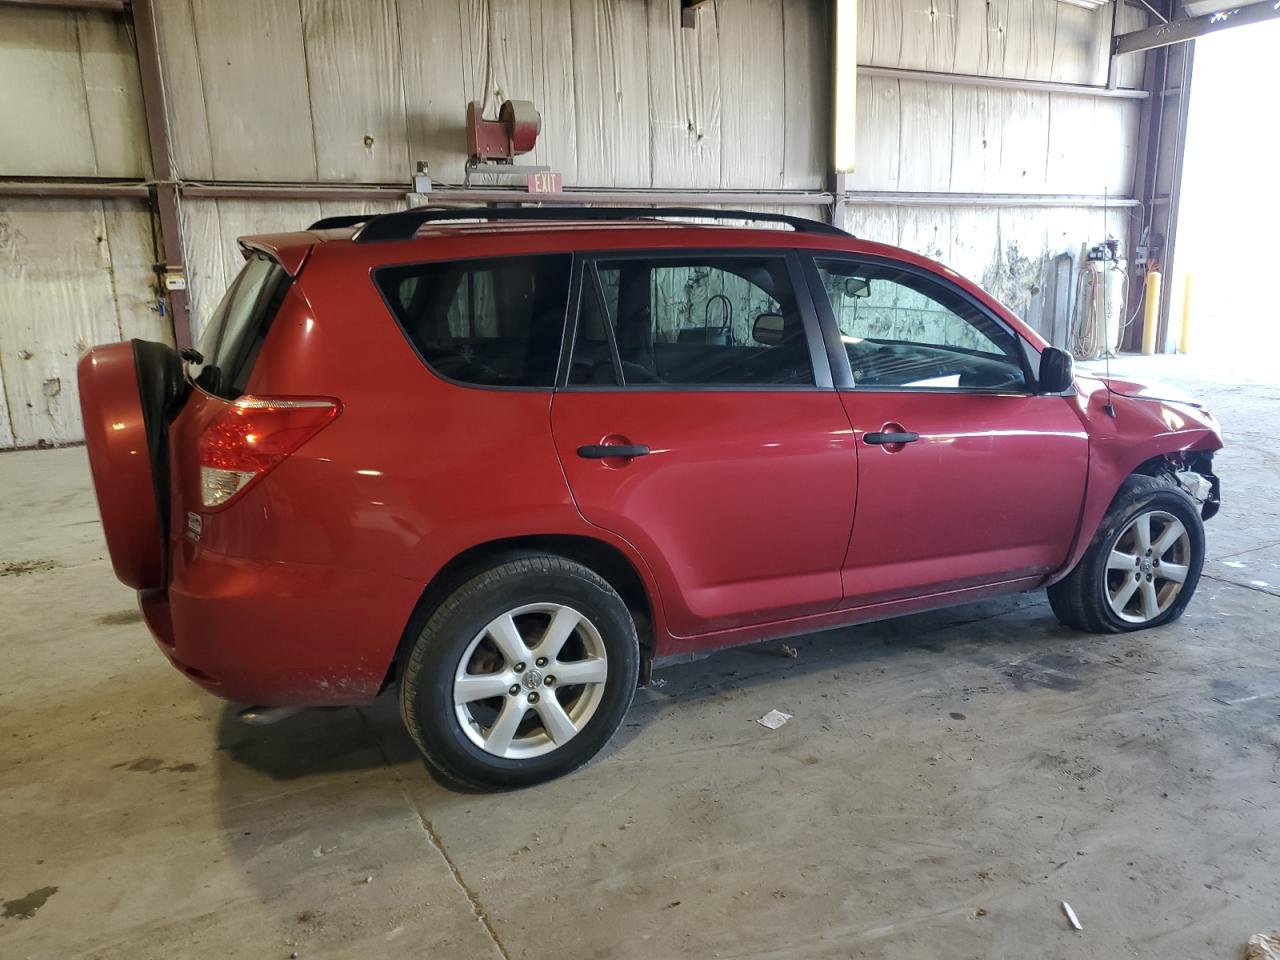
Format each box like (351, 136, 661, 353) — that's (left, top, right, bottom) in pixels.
(375, 255, 572, 388)
(191, 254, 290, 399)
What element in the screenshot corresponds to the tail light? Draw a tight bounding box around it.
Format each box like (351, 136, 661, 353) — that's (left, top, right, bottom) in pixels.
(198, 396, 340, 508)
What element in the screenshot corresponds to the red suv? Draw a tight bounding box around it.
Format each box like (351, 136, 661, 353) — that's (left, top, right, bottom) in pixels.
(79, 207, 1222, 787)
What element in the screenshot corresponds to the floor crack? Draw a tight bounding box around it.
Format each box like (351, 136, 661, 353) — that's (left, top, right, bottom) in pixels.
(355, 708, 512, 960)
(414, 809, 512, 960)
(1202, 573, 1280, 598)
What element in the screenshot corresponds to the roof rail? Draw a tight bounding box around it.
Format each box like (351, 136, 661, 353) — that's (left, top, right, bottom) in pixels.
(309, 213, 374, 230)
(307, 205, 847, 242)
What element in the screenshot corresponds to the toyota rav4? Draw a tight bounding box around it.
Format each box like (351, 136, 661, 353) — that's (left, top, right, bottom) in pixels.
(78, 207, 1222, 788)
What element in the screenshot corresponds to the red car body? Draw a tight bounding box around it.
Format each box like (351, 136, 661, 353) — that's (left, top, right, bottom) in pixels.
(78, 217, 1223, 708)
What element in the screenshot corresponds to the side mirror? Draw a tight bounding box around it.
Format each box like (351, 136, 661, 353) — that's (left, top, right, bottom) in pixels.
(752, 313, 785, 346)
(1039, 346, 1075, 393)
(843, 277, 871, 299)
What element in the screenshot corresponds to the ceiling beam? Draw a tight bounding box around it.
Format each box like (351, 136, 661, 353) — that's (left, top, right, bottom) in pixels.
(1115, 1, 1280, 55)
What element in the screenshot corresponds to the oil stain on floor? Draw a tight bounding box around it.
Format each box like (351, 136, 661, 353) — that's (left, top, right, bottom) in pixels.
(3, 887, 59, 920)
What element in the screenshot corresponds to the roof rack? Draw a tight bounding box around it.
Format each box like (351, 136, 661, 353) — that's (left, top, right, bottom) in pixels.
(307, 205, 847, 242)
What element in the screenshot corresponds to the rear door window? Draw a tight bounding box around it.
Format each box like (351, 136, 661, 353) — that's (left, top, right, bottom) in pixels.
(568, 255, 816, 387)
(375, 255, 572, 388)
(191, 253, 290, 399)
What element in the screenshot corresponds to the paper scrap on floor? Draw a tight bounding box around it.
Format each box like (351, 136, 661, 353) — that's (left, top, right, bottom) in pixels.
(757, 709, 792, 730)
(1062, 901, 1083, 930)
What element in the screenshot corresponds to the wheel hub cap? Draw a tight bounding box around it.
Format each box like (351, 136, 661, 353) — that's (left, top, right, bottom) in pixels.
(522, 668, 543, 690)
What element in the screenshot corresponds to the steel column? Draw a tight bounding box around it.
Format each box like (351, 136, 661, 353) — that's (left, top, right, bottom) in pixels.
(129, 0, 192, 348)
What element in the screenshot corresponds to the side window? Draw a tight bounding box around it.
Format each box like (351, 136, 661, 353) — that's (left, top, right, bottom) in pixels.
(192, 254, 290, 400)
(375, 254, 571, 387)
(814, 259, 1027, 391)
(569, 257, 814, 387)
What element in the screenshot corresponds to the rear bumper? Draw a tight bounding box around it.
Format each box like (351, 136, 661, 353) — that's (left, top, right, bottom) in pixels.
(139, 551, 423, 707)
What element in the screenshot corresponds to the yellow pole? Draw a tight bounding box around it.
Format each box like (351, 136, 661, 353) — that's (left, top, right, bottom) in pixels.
(1179, 273, 1193, 354)
(1142, 270, 1161, 355)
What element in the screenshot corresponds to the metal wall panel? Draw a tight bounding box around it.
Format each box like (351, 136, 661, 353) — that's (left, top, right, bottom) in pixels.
(863, 0, 1139, 86)
(718, 0, 786, 188)
(0, 8, 148, 178)
(0, 200, 169, 448)
(847, 79, 1139, 197)
(781, 0, 829, 190)
(188, 0, 317, 181)
(300, 0, 410, 182)
(149, 0, 828, 191)
(570, 0, 652, 187)
(647, 0, 721, 189)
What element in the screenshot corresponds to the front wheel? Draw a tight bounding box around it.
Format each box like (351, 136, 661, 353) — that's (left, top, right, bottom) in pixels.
(399, 556, 639, 789)
(1048, 475, 1206, 633)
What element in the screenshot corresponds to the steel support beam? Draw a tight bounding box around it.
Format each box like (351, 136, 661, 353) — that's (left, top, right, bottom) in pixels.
(1121, 0, 1196, 354)
(858, 64, 1148, 99)
(180, 183, 836, 206)
(0, 0, 128, 11)
(0, 180, 149, 198)
(1156, 44, 1194, 352)
(4, 181, 1149, 212)
(1114, 1, 1280, 55)
(129, 0, 192, 348)
(841, 191, 1141, 208)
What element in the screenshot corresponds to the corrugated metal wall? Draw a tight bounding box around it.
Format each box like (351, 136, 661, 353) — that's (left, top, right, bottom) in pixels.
(0, 0, 1150, 448)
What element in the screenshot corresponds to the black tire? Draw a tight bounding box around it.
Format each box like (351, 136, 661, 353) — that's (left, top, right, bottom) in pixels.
(1048, 474, 1205, 633)
(399, 555, 639, 789)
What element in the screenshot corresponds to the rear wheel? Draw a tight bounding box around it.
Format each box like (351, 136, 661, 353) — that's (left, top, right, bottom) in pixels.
(1048, 475, 1205, 633)
(399, 556, 639, 789)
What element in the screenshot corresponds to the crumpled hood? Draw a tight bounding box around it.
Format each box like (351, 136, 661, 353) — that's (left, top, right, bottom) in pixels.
(1088, 374, 1205, 409)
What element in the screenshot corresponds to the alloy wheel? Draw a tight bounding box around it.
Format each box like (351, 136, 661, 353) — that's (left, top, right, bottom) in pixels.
(453, 603, 608, 759)
(1104, 509, 1192, 624)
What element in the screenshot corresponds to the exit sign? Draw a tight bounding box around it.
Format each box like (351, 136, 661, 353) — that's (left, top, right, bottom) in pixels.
(527, 172, 563, 194)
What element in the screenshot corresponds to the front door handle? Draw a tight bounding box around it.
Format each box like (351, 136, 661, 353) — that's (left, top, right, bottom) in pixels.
(864, 431, 919, 445)
(577, 444, 650, 459)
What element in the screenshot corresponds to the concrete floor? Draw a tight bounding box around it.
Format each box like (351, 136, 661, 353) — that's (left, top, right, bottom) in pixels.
(2, 354, 1278, 959)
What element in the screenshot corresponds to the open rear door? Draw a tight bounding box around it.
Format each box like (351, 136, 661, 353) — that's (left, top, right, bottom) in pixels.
(78, 339, 186, 590)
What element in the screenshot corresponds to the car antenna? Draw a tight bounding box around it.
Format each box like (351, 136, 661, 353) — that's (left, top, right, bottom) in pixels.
(1102, 186, 1117, 418)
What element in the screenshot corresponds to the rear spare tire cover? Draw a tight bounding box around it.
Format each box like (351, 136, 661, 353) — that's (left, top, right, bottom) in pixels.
(77, 340, 183, 590)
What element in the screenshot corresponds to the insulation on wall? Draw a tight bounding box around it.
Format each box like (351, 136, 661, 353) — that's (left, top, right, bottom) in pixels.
(154, 0, 829, 190)
(0, 200, 170, 448)
(0, 7, 149, 178)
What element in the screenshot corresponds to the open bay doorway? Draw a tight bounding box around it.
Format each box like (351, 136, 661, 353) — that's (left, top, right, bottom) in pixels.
(1172, 19, 1280, 381)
